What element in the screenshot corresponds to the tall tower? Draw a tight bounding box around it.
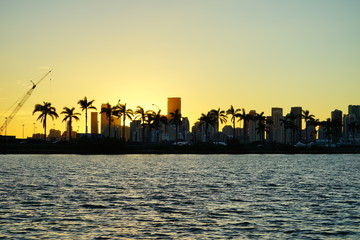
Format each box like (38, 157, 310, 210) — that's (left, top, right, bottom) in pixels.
(291, 106, 302, 143)
(331, 109, 343, 142)
(167, 97, 181, 116)
(349, 105, 360, 122)
(91, 112, 98, 134)
(271, 107, 284, 143)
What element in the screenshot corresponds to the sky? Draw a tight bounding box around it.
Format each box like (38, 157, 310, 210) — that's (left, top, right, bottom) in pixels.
(1, 0, 360, 138)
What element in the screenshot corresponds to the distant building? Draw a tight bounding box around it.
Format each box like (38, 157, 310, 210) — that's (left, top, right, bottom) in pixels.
(32, 133, 45, 139)
(348, 105, 360, 122)
(291, 107, 302, 143)
(192, 121, 203, 142)
(91, 112, 98, 134)
(348, 105, 360, 142)
(222, 125, 233, 138)
(100, 103, 120, 138)
(343, 114, 350, 142)
(271, 108, 284, 143)
(331, 109, 343, 142)
(167, 97, 181, 117)
(248, 110, 258, 143)
(48, 129, 61, 140)
(130, 120, 141, 142)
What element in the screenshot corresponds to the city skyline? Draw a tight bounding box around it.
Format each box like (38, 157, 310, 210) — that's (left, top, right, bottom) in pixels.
(2, 92, 359, 141)
(1, 1, 360, 138)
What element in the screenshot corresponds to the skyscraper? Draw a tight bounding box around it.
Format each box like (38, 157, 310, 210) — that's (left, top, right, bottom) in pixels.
(91, 112, 98, 134)
(331, 109, 343, 142)
(167, 97, 181, 116)
(291, 107, 302, 143)
(248, 110, 258, 143)
(271, 108, 284, 143)
(349, 105, 360, 122)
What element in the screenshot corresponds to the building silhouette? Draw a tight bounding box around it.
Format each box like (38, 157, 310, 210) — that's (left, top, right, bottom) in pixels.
(100, 103, 120, 138)
(248, 110, 258, 143)
(167, 97, 181, 116)
(291, 107, 302, 143)
(271, 108, 284, 143)
(331, 109, 343, 143)
(91, 112, 98, 134)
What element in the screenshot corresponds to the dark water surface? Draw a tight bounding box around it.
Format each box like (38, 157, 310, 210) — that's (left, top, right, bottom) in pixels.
(0, 154, 359, 239)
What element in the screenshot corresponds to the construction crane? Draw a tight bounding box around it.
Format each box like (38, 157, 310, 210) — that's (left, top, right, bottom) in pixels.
(0, 70, 52, 135)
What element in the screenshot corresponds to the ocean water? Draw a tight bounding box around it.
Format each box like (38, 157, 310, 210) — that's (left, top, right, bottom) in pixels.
(0, 154, 359, 239)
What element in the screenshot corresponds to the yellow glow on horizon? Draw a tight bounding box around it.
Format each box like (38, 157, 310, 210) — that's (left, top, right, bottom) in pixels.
(1, 1, 360, 138)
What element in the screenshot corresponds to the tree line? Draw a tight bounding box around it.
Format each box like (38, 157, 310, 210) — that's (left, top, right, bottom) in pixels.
(32, 98, 360, 144)
(32, 97, 183, 143)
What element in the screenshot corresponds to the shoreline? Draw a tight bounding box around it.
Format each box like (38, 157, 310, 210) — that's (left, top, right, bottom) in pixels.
(1, 142, 360, 155)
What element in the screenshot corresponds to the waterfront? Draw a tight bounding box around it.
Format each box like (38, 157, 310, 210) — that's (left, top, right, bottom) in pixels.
(1, 154, 359, 239)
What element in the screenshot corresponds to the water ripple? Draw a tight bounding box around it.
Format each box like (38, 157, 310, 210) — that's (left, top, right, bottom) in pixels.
(0, 154, 359, 239)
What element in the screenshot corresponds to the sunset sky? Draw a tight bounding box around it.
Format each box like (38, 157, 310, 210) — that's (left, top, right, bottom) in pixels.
(1, 0, 359, 138)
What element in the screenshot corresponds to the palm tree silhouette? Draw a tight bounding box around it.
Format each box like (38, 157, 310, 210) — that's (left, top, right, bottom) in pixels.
(280, 117, 290, 144)
(266, 118, 274, 143)
(135, 106, 147, 143)
(199, 111, 215, 142)
(310, 118, 320, 143)
(100, 103, 118, 138)
(226, 105, 241, 139)
(145, 110, 156, 143)
(287, 112, 299, 145)
(210, 108, 227, 142)
(301, 110, 315, 143)
(169, 109, 183, 144)
(238, 109, 253, 144)
(33, 102, 59, 139)
(321, 118, 333, 146)
(151, 110, 168, 143)
(118, 103, 133, 142)
(78, 97, 97, 134)
(61, 107, 81, 141)
(255, 112, 266, 143)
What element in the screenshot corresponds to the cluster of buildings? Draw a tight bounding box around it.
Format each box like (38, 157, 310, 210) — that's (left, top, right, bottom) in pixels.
(87, 97, 191, 143)
(34, 97, 360, 145)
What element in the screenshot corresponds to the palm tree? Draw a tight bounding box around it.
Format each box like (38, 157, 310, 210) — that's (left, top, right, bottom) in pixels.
(169, 109, 183, 144)
(145, 110, 156, 143)
(33, 101, 59, 139)
(135, 106, 147, 143)
(238, 109, 253, 144)
(310, 118, 320, 143)
(255, 112, 266, 143)
(78, 97, 97, 134)
(266, 118, 274, 142)
(199, 111, 216, 142)
(280, 117, 290, 144)
(321, 118, 333, 146)
(226, 105, 241, 139)
(210, 108, 227, 142)
(151, 110, 168, 143)
(100, 103, 119, 138)
(61, 107, 81, 141)
(302, 110, 315, 143)
(118, 103, 133, 142)
(287, 112, 299, 145)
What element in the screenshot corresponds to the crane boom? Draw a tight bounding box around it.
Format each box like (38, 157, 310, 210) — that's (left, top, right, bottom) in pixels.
(0, 70, 52, 135)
